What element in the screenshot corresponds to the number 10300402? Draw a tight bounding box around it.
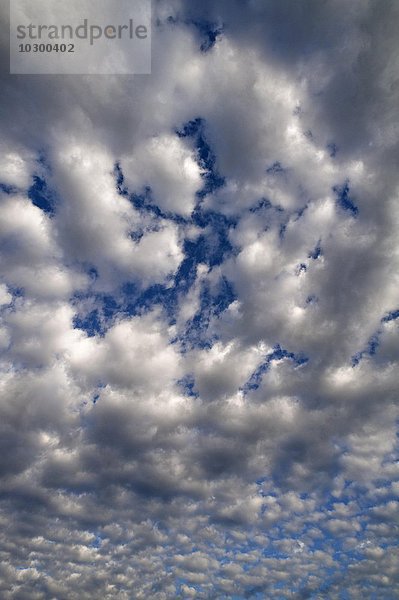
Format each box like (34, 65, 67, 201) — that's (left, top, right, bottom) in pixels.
(18, 43, 75, 53)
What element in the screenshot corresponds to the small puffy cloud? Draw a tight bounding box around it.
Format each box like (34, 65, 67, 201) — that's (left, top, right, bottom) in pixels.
(122, 134, 203, 216)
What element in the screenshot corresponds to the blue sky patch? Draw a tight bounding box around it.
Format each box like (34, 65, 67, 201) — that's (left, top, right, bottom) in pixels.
(176, 117, 225, 196)
(242, 345, 309, 393)
(28, 175, 56, 215)
(333, 180, 359, 216)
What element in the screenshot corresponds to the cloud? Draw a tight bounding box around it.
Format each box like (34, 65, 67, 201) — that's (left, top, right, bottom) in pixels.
(122, 133, 203, 216)
(0, 0, 398, 597)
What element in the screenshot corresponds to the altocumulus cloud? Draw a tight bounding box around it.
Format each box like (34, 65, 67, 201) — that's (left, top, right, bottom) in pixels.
(0, 0, 399, 598)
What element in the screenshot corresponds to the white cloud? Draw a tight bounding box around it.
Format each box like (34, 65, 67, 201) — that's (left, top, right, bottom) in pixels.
(122, 134, 203, 216)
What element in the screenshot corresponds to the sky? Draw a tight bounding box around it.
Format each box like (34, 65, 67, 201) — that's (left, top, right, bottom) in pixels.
(0, 0, 398, 598)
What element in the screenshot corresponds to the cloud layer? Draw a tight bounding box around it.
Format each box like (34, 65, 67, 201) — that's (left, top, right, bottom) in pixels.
(0, 1, 398, 598)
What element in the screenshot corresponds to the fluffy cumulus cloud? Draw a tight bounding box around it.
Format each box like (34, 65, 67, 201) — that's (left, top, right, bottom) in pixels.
(0, 0, 399, 598)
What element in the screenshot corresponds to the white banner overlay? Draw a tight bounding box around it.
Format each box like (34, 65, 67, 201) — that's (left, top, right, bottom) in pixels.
(10, 0, 151, 74)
